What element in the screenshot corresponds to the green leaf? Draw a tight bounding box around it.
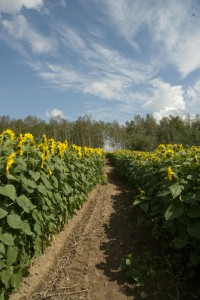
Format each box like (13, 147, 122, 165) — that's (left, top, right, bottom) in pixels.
(37, 183, 47, 196)
(129, 270, 141, 282)
(173, 236, 188, 249)
(81, 173, 86, 182)
(133, 199, 141, 206)
(63, 183, 72, 194)
(0, 260, 5, 270)
(140, 202, 149, 212)
(187, 206, 200, 218)
(68, 164, 75, 171)
(48, 222, 57, 233)
(0, 203, 8, 219)
(165, 204, 184, 220)
(7, 245, 18, 266)
(0, 290, 5, 300)
(2, 139, 13, 149)
(0, 233, 15, 245)
(14, 156, 27, 167)
(11, 268, 22, 289)
(0, 268, 11, 288)
(0, 184, 16, 201)
(16, 195, 35, 213)
(33, 223, 42, 236)
(22, 221, 33, 236)
(126, 258, 132, 266)
(20, 251, 30, 269)
(54, 192, 62, 202)
(32, 210, 44, 222)
(20, 174, 37, 189)
(41, 174, 52, 190)
(29, 170, 40, 181)
(0, 243, 5, 258)
(7, 214, 24, 229)
(71, 172, 77, 180)
(47, 190, 52, 199)
(170, 183, 184, 199)
(34, 238, 42, 257)
(187, 222, 200, 239)
(13, 164, 26, 173)
(6, 173, 18, 181)
(51, 175, 58, 189)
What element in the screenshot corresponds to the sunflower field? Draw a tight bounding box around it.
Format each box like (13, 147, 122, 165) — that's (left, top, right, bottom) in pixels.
(107, 144, 200, 275)
(0, 130, 104, 299)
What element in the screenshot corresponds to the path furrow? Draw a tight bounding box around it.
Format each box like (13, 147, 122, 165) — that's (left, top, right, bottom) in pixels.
(10, 164, 136, 300)
(10, 163, 180, 300)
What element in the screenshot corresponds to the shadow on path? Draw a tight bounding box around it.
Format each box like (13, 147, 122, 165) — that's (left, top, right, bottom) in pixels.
(96, 165, 179, 300)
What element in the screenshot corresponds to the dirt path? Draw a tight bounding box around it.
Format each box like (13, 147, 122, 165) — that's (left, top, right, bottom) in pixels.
(10, 164, 180, 300)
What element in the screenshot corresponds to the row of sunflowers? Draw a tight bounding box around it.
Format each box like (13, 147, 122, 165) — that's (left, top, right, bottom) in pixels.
(0, 130, 104, 299)
(107, 144, 200, 275)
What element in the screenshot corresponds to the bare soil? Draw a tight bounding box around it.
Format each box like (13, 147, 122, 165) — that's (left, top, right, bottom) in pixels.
(10, 163, 182, 300)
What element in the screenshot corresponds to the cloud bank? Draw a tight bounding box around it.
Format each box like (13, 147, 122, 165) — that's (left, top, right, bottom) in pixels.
(0, 0, 44, 14)
(1, 0, 200, 121)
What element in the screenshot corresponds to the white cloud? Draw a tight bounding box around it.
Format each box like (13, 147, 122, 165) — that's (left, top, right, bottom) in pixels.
(171, 32, 200, 77)
(88, 42, 153, 83)
(83, 80, 124, 100)
(32, 30, 154, 100)
(0, 0, 44, 14)
(37, 56, 153, 102)
(2, 15, 54, 54)
(30, 36, 53, 54)
(39, 63, 84, 88)
(101, 0, 200, 77)
(2, 15, 28, 38)
(144, 78, 186, 121)
(2, 0, 200, 123)
(46, 108, 66, 119)
(0, 2, 156, 105)
(58, 25, 86, 53)
(187, 80, 200, 104)
(54, 23, 154, 84)
(100, 0, 149, 50)
(148, 2, 200, 78)
(149, 1, 200, 77)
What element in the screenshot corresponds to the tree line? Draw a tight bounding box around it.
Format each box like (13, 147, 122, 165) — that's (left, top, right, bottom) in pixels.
(0, 113, 200, 150)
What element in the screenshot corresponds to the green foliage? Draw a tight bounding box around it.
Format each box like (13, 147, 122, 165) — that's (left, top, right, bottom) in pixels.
(0, 131, 104, 299)
(119, 251, 172, 285)
(108, 144, 200, 279)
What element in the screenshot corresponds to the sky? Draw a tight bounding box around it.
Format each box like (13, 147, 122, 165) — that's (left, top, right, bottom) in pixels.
(1, 0, 200, 123)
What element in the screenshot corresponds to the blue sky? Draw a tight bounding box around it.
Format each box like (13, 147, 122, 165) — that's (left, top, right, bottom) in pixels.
(1, 0, 200, 123)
